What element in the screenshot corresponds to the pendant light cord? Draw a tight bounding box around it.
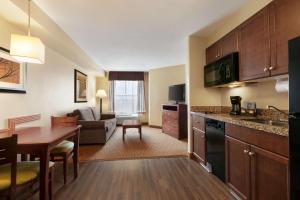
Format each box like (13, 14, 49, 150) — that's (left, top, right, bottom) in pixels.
(28, 0, 31, 36)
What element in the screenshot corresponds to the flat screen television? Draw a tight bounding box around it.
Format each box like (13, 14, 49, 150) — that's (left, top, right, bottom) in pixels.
(168, 84, 185, 103)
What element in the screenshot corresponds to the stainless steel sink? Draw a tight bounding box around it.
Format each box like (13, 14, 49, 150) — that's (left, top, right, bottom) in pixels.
(241, 118, 288, 127)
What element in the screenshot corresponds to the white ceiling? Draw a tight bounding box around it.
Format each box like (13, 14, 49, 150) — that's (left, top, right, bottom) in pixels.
(33, 0, 248, 71)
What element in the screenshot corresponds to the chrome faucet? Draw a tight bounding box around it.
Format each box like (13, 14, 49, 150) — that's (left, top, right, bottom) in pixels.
(267, 105, 289, 118)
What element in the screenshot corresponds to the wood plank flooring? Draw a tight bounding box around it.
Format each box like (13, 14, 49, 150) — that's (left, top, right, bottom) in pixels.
(31, 157, 235, 200)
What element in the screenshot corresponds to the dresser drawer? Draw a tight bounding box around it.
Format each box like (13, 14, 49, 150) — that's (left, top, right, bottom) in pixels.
(191, 114, 205, 131)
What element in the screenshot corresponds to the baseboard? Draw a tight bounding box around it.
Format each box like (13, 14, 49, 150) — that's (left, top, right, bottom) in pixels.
(149, 125, 162, 129)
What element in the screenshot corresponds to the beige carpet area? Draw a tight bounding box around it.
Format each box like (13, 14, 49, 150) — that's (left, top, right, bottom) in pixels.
(79, 126, 188, 162)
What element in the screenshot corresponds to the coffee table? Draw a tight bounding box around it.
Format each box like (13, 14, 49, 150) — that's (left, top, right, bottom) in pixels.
(122, 120, 142, 140)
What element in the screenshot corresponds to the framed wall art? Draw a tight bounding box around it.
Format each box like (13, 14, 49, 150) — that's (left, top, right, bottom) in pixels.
(74, 69, 87, 103)
(0, 47, 27, 93)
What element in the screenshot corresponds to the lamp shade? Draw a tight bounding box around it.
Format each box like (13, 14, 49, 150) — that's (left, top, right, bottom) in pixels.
(96, 90, 107, 98)
(10, 34, 45, 64)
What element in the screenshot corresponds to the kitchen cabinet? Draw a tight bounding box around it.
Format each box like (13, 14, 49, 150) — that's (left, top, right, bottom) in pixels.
(205, 0, 300, 81)
(250, 145, 289, 200)
(221, 29, 239, 58)
(225, 136, 250, 200)
(191, 114, 206, 164)
(239, 6, 271, 81)
(225, 124, 289, 200)
(270, 0, 300, 76)
(193, 128, 206, 164)
(206, 30, 239, 64)
(206, 41, 222, 64)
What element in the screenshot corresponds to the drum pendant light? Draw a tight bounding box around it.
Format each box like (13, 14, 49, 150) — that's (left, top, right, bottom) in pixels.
(10, 0, 45, 64)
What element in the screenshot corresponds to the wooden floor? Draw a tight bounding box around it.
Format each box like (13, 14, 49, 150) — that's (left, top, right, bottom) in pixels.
(31, 157, 235, 200)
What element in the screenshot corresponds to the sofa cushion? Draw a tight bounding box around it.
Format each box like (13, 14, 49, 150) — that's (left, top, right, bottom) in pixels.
(90, 107, 101, 121)
(79, 108, 95, 121)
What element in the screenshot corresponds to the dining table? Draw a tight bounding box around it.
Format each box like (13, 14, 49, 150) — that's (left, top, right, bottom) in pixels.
(11, 125, 81, 200)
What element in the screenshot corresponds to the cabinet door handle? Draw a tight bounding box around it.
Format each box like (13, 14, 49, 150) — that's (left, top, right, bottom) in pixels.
(248, 152, 255, 156)
(269, 66, 275, 71)
(243, 149, 249, 154)
(264, 67, 269, 72)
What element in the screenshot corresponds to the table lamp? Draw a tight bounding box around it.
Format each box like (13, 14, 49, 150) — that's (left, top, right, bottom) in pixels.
(96, 90, 107, 114)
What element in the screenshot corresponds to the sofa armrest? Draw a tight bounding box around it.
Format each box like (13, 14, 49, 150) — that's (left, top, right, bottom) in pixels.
(78, 120, 105, 129)
(101, 113, 116, 120)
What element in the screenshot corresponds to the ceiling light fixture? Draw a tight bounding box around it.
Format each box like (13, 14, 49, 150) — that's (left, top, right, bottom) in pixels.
(10, 0, 45, 64)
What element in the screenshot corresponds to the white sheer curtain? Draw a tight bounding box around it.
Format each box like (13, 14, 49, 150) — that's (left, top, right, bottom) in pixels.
(109, 80, 145, 115)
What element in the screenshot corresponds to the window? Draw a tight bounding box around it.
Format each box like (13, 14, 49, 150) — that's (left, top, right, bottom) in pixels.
(109, 80, 145, 115)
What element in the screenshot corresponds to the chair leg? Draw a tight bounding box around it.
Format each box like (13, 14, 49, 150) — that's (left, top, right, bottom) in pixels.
(49, 167, 54, 200)
(72, 153, 76, 179)
(63, 155, 68, 185)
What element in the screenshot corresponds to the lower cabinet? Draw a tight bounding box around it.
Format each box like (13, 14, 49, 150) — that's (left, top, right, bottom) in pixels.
(225, 136, 251, 200)
(250, 145, 289, 200)
(225, 136, 289, 200)
(192, 128, 206, 164)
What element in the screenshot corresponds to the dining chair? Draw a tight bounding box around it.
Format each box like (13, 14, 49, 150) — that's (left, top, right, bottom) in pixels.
(0, 130, 54, 200)
(8, 114, 41, 161)
(50, 116, 78, 185)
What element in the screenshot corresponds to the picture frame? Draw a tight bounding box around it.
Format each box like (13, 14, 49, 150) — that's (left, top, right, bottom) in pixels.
(74, 69, 88, 103)
(0, 47, 27, 93)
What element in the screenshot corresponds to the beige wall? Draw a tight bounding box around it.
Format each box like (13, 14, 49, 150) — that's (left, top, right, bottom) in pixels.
(188, 36, 221, 107)
(148, 65, 185, 127)
(95, 73, 149, 123)
(221, 81, 288, 110)
(0, 17, 97, 129)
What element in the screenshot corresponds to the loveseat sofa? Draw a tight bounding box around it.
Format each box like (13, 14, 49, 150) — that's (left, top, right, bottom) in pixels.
(68, 107, 116, 144)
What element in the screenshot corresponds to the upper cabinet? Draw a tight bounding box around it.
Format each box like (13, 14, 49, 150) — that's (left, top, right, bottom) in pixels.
(206, 30, 239, 65)
(270, 0, 300, 76)
(206, 41, 222, 64)
(206, 0, 300, 81)
(221, 30, 239, 58)
(239, 6, 271, 81)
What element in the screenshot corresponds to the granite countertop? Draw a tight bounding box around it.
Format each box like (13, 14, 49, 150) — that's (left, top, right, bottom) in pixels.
(191, 112, 288, 137)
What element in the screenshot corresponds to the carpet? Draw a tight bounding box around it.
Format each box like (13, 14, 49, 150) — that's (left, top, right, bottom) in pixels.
(79, 126, 188, 162)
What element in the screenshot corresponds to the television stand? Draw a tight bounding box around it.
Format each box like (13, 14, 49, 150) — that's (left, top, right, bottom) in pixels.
(162, 104, 187, 139)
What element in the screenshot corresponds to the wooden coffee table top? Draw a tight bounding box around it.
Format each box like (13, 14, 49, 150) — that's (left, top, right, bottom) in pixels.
(122, 120, 141, 128)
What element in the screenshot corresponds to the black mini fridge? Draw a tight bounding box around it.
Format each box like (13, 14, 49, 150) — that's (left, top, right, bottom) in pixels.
(288, 36, 300, 200)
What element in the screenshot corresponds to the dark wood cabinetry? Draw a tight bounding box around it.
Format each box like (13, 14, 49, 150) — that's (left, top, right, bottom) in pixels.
(206, 30, 239, 64)
(225, 136, 250, 200)
(270, 0, 300, 76)
(225, 124, 289, 200)
(250, 145, 289, 200)
(239, 6, 271, 81)
(221, 30, 239, 58)
(206, 0, 300, 81)
(191, 114, 206, 164)
(162, 104, 187, 139)
(193, 128, 206, 163)
(206, 41, 222, 64)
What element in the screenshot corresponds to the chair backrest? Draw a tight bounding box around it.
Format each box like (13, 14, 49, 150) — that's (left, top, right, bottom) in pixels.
(51, 116, 78, 127)
(0, 130, 17, 192)
(8, 114, 41, 131)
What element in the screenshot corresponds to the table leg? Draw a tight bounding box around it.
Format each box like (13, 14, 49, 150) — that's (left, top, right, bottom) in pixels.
(73, 129, 80, 178)
(39, 148, 50, 200)
(139, 126, 142, 140)
(123, 127, 125, 141)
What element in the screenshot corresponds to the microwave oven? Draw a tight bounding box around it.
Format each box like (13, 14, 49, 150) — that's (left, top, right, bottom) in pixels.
(204, 52, 239, 87)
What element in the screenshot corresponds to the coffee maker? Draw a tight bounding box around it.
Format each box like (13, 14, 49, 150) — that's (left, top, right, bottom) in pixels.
(230, 96, 242, 115)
